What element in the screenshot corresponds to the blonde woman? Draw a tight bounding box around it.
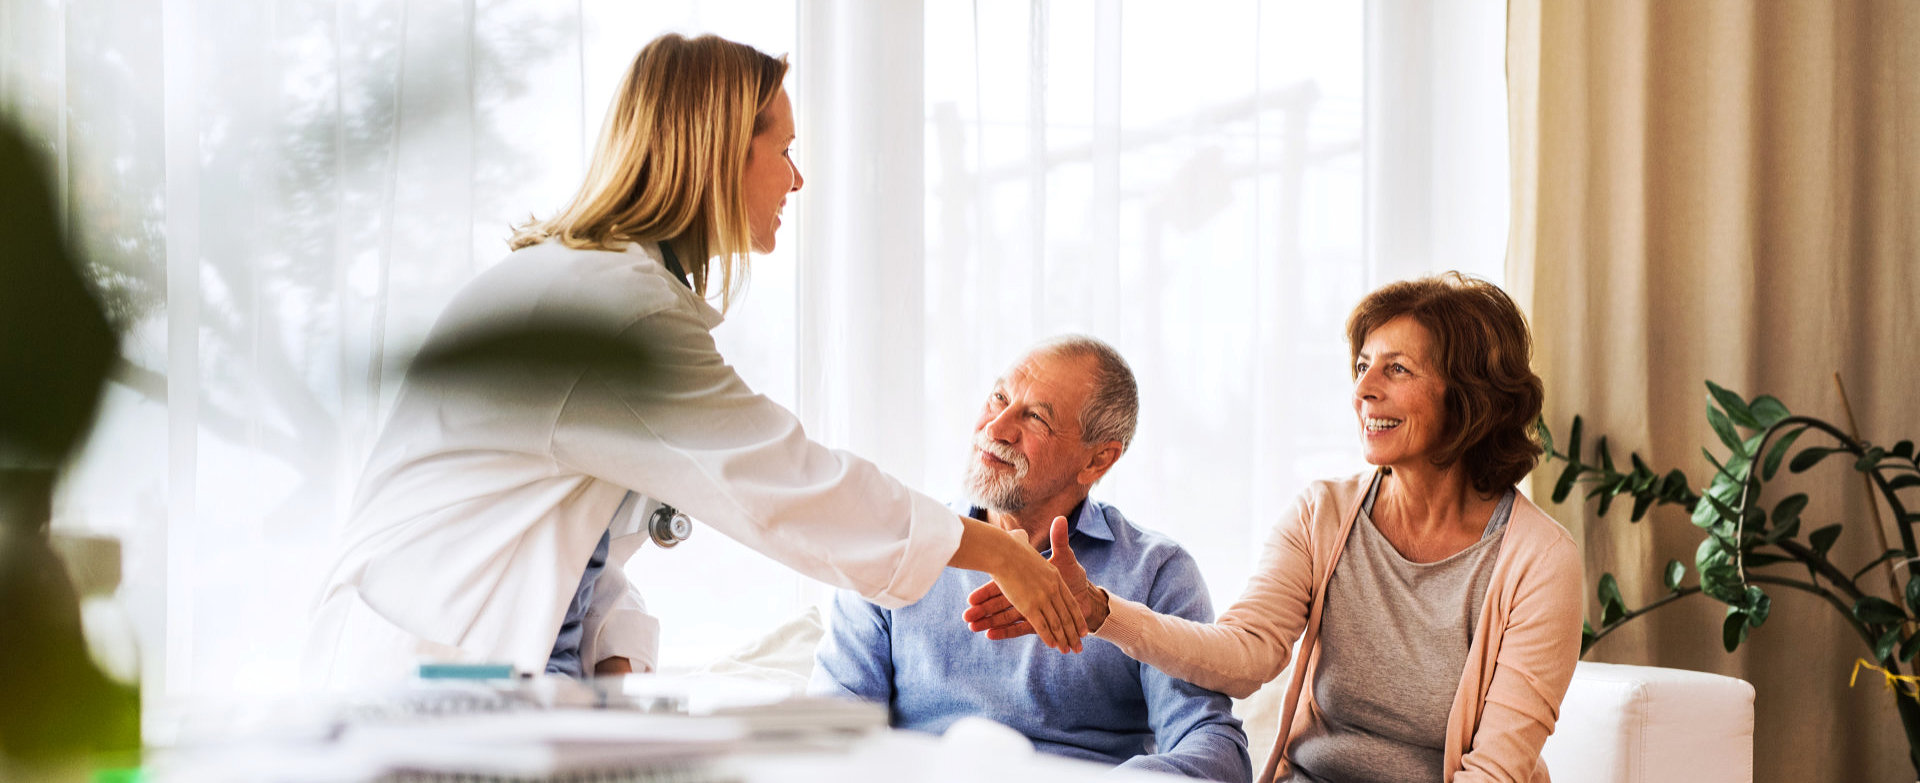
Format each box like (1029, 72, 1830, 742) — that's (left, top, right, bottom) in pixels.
(306, 33, 1084, 687)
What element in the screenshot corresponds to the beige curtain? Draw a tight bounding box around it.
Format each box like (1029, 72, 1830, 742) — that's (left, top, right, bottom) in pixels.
(1508, 1, 1919, 781)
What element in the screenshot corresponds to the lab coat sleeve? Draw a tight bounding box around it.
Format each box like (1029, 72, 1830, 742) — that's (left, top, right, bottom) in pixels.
(549, 304, 963, 610)
(580, 563, 660, 674)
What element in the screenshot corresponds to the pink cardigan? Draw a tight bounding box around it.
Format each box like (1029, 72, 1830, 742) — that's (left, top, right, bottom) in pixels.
(1096, 469, 1585, 783)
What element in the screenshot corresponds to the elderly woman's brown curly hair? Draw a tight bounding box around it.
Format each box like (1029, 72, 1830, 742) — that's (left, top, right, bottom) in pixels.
(1346, 272, 1545, 496)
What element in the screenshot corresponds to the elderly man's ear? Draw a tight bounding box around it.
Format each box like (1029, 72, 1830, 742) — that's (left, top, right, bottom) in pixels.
(1076, 443, 1125, 486)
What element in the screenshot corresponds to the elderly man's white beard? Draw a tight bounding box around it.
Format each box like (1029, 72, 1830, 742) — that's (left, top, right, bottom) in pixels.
(964, 434, 1030, 513)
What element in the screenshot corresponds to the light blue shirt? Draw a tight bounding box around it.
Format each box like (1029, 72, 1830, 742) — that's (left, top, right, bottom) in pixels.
(546, 527, 610, 678)
(810, 499, 1251, 782)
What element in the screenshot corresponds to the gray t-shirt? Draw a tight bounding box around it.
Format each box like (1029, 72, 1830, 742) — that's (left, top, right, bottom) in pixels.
(1286, 479, 1514, 783)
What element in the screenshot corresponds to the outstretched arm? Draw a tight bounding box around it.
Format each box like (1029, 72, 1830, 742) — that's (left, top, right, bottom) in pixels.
(966, 488, 1329, 698)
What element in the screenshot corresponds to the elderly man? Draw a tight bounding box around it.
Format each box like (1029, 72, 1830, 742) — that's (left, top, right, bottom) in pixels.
(810, 335, 1250, 782)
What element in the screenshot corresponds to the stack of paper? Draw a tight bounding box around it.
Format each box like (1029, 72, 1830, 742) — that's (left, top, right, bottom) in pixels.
(343, 710, 746, 779)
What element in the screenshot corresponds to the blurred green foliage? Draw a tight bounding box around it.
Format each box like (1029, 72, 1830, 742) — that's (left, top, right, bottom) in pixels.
(0, 120, 140, 775)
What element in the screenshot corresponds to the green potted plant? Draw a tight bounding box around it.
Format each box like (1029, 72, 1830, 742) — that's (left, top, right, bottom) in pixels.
(1541, 381, 1920, 775)
(0, 121, 140, 779)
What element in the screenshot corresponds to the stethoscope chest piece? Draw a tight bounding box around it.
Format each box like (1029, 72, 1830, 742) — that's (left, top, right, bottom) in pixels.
(649, 505, 693, 548)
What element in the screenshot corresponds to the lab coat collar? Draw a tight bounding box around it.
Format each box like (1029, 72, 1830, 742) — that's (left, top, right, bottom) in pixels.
(623, 242, 724, 330)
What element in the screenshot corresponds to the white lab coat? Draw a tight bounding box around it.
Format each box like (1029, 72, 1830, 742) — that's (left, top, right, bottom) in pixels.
(304, 241, 961, 688)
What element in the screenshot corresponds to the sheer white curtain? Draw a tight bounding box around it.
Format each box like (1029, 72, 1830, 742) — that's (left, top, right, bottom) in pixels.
(4, 0, 1509, 706)
(801, 0, 1511, 612)
(5, 0, 808, 705)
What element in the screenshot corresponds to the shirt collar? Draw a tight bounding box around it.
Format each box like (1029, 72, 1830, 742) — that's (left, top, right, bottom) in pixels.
(958, 497, 1115, 544)
(1067, 498, 1115, 542)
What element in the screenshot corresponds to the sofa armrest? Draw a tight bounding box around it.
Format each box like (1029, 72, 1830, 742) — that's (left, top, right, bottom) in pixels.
(1541, 661, 1755, 783)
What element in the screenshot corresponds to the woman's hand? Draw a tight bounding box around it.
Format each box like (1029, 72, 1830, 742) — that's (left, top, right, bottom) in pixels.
(964, 516, 1110, 641)
(949, 515, 1088, 653)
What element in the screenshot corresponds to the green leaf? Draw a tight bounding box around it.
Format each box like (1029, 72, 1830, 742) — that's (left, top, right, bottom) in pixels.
(1899, 631, 1920, 663)
(1854, 595, 1909, 625)
(1630, 493, 1656, 522)
(1724, 453, 1753, 484)
(1536, 417, 1555, 457)
(1553, 460, 1580, 504)
(1743, 586, 1771, 626)
(1810, 524, 1844, 556)
(1703, 447, 1729, 477)
(1705, 495, 1742, 534)
(1597, 437, 1615, 473)
(1568, 416, 1584, 465)
(1908, 575, 1920, 615)
(1696, 538, 1744, 603)
(1660, 469, 1691, 501)
(1857, 447, 1888, 472)
(1597, 573, 1623, 608)
(1877, 625, 1903, 663)
(1748, 395, 1790, 428)
(1691, 491, 1724, 530)
(1762, 425, 1808, 481)
(1597, 574, 1626, 625)
(1764, 516, 1800, 544)
(1706, 381, 1759, 429)
(1740, 504, 1766, 539)
(1771, 493, 1809, 529)
(1707, 406, 1744, 455)
(1722, 610, 1750, 652)
(1664, 559, 1686, 590)
(1791, 447, 1840, 474)
(1853, 549, 1907, 582)
(1595, 484, 1616, 517)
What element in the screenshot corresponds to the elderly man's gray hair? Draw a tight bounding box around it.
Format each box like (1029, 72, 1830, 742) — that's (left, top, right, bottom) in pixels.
(1032, 334, 1139, 451)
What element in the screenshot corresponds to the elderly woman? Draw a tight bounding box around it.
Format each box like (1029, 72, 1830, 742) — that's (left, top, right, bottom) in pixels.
(968, 272, 1584, 782)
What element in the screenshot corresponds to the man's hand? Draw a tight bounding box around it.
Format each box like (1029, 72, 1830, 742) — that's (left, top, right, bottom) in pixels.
(950, 515, 1088, 652)
(593, 656, 635, 676)
(965, 515, 1109, 641)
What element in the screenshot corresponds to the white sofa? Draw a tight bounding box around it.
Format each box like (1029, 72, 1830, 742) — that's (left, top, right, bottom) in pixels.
(1234, 660, 1753, 783)
(718, 613, 1756, 783)
(1541, 661, 1755, 783)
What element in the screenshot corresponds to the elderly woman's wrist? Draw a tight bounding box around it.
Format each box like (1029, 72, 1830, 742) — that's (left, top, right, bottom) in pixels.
(1087, 585, 1112, 633)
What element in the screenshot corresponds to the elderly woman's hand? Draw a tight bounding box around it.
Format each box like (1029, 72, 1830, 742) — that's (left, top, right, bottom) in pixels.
(965, 516, 1109, 642)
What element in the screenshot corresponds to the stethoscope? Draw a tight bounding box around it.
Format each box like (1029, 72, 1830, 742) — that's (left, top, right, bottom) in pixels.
(632, 241, 697, 550)
(610, 491, 694, 549)
(647, 503, 693, 549)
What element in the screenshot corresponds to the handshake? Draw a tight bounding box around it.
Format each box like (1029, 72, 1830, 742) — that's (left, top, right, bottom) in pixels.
(965, 515, 1111, 648)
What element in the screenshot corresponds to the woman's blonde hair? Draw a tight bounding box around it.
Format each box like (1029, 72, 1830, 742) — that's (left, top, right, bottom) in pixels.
(509, 33, 788, 311)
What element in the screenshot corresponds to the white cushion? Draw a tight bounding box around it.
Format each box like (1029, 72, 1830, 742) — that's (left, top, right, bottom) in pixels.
(691, 606, 826, 690)
(1542, 661, 1755, 783)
